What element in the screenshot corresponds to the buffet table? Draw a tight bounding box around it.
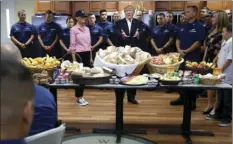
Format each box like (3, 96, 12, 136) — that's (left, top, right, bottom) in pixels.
(42, 82, 232, 144)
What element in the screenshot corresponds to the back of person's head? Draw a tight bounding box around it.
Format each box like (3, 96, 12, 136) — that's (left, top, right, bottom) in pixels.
(1, 43, 22, 61)
(1, 43, 34, 139)
(215, 11, 229, 32)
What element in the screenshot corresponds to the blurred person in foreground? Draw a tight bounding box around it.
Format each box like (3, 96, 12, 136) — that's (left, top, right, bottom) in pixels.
(1, 43, 57, 136)
(0, 43, 35, 144)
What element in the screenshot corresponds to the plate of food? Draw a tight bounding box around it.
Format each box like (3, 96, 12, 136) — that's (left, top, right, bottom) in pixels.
(121, 75, 149, 86)
(160, 74, 181, 85)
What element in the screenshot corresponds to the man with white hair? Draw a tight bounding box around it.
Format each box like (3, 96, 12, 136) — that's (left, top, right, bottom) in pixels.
(115, 5, 143, 104)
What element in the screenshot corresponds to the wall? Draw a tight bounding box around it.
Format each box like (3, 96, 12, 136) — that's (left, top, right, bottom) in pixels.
(14, 0, 35, 23)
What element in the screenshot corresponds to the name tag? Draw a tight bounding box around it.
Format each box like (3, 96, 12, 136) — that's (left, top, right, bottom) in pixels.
(189, 29, 196, 33)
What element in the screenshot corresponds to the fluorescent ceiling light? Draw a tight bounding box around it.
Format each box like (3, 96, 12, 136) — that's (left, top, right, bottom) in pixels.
(6, 9, 10, 39)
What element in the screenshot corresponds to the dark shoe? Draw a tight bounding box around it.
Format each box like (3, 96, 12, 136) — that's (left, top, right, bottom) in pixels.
(206, 113, 220, 120)
(202, 107, 213, 114)
(170, 97, 184, 106)
(218, 120, 231, 127)
(128, 99, 138, 104)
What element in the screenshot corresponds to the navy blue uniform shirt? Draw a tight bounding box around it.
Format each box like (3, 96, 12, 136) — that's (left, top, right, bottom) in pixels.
(38, 21, 61, 46)
(29, 85, 57, 136)
(138, 22, 151, 52)
(87, 24, 103, 47)
(98, 21, 113, 48)
(38, 21, 62, 57)
(10, 22, 36, 58)
(106, 24, 119, 46)
(0, 139, 26, 144)
(10, 22, 36, 43)
(151, 25, 173, 48)
(167, 24, 182, 37)
(177, 19, 205, 62)
(60, 28, 71, 48)
(98, 21, 112, 38)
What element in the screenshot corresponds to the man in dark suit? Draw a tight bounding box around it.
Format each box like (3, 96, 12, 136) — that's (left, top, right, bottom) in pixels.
(115, 5, 143, 104)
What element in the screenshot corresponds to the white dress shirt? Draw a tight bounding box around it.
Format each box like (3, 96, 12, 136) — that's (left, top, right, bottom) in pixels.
(218, 37, 232, 85)
(126, 18, 132, 34)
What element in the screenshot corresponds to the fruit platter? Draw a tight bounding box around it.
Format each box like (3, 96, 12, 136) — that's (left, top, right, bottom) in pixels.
(21, 55, 61, 78)
(21, 54, 61, 69)
(148, 53, 184, 74)
(185, 61, 215, 75)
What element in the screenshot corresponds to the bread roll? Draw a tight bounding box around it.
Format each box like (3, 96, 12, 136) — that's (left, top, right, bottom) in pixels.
(93, 73, 106, 77)
(106, 46, 116, 54)
(91, 67, 104, 74)
(124, 55, 135, 64)
(71, 69, 84, 77)
(82, 67, 91, 73)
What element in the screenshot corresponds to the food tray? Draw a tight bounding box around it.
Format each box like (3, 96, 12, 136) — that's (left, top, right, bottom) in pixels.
(185, 67, 213, 75)
(72, 75, 112, 85)
(159, 80, 181, 85)
(147, 58, 184, 74)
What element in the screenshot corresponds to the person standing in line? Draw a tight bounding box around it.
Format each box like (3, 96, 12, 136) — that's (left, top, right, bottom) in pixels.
(106, 12, 121, 47)
(179, 12, 187, 25)
(87, 13, 103, 59)
(1, 43, 35, 144)
(38, 10, 62, 58)
(170, 6, 205, 110)
(165, 11, 174, 25)
(59, 16, 74, 58)
(213, 24, 232, 126)
(165, 11, 180, 53)
(225, 9, 232, 24)
(98, 9, 114, 48)
(151, 13, 174, 55)
(69, 10, 92, 106)
(112, 12, 121, 25)
(115, 5, 143, 104)
(135, 10, 151, 53)
(10, 9, 36, 58)
(202, 11, 229, 116)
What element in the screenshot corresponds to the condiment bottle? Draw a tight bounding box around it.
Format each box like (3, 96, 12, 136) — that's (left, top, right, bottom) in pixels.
(193, 74, 199, 85)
